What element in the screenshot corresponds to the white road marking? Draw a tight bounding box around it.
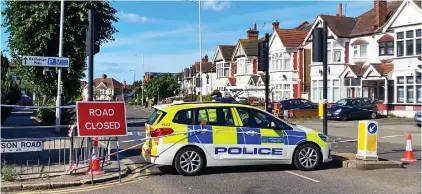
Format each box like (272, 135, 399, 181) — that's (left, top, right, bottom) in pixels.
(285, 171, 320, 183)
(333, 135, 407, 143)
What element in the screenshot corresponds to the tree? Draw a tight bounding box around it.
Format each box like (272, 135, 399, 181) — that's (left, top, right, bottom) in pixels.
(145, 75, 180, 100)
(2, 1, 118, 124)
(1, 53, 22, 124)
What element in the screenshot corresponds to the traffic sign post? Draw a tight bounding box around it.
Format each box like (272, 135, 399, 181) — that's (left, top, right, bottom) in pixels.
(76, 101, 128, 137)
(356, 120, 379, 161)
(21, 56, 69, 68)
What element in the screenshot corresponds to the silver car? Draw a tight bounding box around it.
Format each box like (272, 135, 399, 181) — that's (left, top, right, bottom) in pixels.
(415, 111, 421, 127)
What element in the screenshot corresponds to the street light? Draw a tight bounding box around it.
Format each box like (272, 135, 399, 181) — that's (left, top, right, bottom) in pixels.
(187, 0, 202, 101)
(135, 53, 144, 105)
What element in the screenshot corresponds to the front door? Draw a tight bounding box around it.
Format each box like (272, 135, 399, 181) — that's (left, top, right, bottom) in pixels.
(193, 107, 244, 160)
(234, 107, 289, 160)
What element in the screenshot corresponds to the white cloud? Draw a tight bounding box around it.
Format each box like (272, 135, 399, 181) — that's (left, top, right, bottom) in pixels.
(117, 11, 155, 23)
(202, 0, 231, 11)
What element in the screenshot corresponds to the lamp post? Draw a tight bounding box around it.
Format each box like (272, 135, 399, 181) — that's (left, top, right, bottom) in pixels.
(187, 0, 202, 101)
(55, 0, 65, 133)
(135, 53, 144, 105)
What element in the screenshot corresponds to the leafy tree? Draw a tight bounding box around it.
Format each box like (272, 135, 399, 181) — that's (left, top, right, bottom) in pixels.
(2, 1, 118, 124)
(145, 75, 180, 100)
(1, 53, 22, 124)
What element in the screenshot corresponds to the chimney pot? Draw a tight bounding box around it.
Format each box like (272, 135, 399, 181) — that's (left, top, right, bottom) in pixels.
(102, 74, 107, 79)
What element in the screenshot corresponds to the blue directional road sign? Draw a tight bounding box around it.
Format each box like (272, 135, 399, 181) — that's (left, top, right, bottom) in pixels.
(367, 123, 377, 134)
(22, 56, 69, 68)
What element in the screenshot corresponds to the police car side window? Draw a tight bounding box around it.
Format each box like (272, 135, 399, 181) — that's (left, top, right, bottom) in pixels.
(173, 109, 193, 125)
(194, 107, 235, 127)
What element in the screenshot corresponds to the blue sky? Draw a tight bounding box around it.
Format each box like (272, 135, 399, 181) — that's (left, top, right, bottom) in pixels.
(1, 1, 375, 83)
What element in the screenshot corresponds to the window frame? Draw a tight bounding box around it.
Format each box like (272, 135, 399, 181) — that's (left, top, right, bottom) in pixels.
(395, 75, 422, 104)
(235, 107, 293, 130)
(396, 29, 422, 57)
(379, 41, 394, 56)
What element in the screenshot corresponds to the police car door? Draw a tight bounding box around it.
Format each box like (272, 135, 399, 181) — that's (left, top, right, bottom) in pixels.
(194, 107, 244, 160)
(234, 107, 288, 161)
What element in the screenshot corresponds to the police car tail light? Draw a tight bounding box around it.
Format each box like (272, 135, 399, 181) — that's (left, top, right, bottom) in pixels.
(150, 128, 174, 137)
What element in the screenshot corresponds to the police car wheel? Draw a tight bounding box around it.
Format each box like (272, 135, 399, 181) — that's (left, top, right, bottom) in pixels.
(174, 147, 205, 176)
(293, 143, 321, 171)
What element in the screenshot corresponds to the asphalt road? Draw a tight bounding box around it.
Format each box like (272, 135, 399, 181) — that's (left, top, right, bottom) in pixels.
(37, 163, 421, 194)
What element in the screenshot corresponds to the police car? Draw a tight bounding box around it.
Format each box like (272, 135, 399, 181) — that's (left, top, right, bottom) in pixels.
(142, 102, 331, 176)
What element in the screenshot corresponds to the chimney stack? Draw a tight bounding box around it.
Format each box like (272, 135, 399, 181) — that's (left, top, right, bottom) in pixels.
(337, 3, 343, 16)
(272, 20, 280, 30)
(102, 74, 107, 79)
(202, 54, 209, 63)
(247, 23, 259, 40)
(123, 80, 126, 88)
(375, 0, 387, 27)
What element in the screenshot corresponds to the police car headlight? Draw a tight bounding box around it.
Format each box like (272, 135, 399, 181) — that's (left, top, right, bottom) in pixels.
(318, 134, 328, 142)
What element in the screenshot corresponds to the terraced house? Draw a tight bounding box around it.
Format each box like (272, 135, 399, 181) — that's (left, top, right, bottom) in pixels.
(302, 0, 422, 117)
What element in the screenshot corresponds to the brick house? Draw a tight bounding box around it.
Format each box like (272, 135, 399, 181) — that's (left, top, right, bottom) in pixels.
(212, 45, 236, 92)
(302, 0, 422, 117)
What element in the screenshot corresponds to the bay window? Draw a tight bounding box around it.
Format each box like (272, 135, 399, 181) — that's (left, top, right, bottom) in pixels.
(396, 75, 421, 103)
(273, 84, 292, 100)
(277, 53, 282, 70)
(283, 53, 291, 70)
(269, 52, 292, 72)
(236, 58, 252, 75)
(396, 29, 422, 57)
(311, 79, 341, 103)
(379, 41, 394, 56)
(217, 62, 230, 77)
(352, 44, 368, 58)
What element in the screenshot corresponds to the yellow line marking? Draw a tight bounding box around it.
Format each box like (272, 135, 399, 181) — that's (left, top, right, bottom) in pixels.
(16, 164, 149, 194)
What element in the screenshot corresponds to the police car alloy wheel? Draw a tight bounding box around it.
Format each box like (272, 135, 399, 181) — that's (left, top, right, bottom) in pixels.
(293, 143, 321, 171)
(174, 147, 205, 176)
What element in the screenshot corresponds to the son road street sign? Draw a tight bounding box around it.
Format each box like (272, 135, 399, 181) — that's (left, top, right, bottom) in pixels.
(76, 101, 128, 137)
(21, 56, 69, 68)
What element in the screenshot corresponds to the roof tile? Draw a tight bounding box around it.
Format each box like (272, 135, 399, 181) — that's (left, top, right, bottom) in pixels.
(219, 45, 236, 61)
(275, 29, 309, 47)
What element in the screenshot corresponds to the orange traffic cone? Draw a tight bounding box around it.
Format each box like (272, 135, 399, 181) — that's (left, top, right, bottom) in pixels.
(85, 137, 105, 175)
(401, 133, 417, 163)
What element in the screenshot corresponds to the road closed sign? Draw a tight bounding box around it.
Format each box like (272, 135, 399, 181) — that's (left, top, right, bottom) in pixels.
(76, 101, 127, 137)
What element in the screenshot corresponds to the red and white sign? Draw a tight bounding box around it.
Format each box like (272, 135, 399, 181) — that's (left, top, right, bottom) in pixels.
(76, 101, 127, 137)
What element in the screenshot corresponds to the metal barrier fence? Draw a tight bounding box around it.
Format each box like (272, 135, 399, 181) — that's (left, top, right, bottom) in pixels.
(0, 137, 111, 175)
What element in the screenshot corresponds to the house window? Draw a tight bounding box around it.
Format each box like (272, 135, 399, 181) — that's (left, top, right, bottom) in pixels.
(277, 53, 282, 71)
(282, 84, 291, 99)
(283, 53, 291, 70)
(311, 79, 341, 103)
(396, 75, 421, 103)
(379, 41, 394, 56)
(362, 80, 385, 103)
(245, 58, 252, 74)
(216, 62, 230, 77)
(342, 77, 362, 98)
(396, 29, 422, 57)
(327, 42, 332, 64)
(352, 44, 368, 58)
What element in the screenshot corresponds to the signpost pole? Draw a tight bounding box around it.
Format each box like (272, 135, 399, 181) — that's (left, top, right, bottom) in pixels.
(55, 0, 65, 133)
(87, 9, 94, 180)
(141, 53, 144, 106)
(264, 33, 270, 113)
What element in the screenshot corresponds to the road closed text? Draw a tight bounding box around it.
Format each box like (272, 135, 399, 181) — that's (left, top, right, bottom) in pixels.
(77, 102, 127, 136)
(85, 109, 121, 130)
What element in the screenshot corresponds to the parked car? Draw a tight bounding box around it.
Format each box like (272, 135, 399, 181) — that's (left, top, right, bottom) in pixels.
(279, 98, 318, 110)
(415, 111, 421, 127)
(211, 96, 236, 103)
(17, 95, 33, 106)
(327, 98, 378, 121)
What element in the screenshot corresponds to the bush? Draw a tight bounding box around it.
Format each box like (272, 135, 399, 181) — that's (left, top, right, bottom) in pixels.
(35, 100, 76, 125)
(1, 164, 16, 181)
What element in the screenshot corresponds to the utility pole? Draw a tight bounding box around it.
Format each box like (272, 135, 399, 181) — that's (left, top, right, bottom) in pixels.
(55, 0, 65, 133)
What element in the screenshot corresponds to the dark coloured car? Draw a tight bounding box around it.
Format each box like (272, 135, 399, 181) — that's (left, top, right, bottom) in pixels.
(415, 111, 421, 127)
(211, 96, 236, 103)
(279, 98, 318, 110)
(327, 98, 378, 121)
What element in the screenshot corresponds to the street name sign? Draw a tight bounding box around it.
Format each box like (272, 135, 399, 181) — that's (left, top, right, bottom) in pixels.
(21, 56, 69, 68)
(1, 141, 43, 153)
(76, 101, 128, 137)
